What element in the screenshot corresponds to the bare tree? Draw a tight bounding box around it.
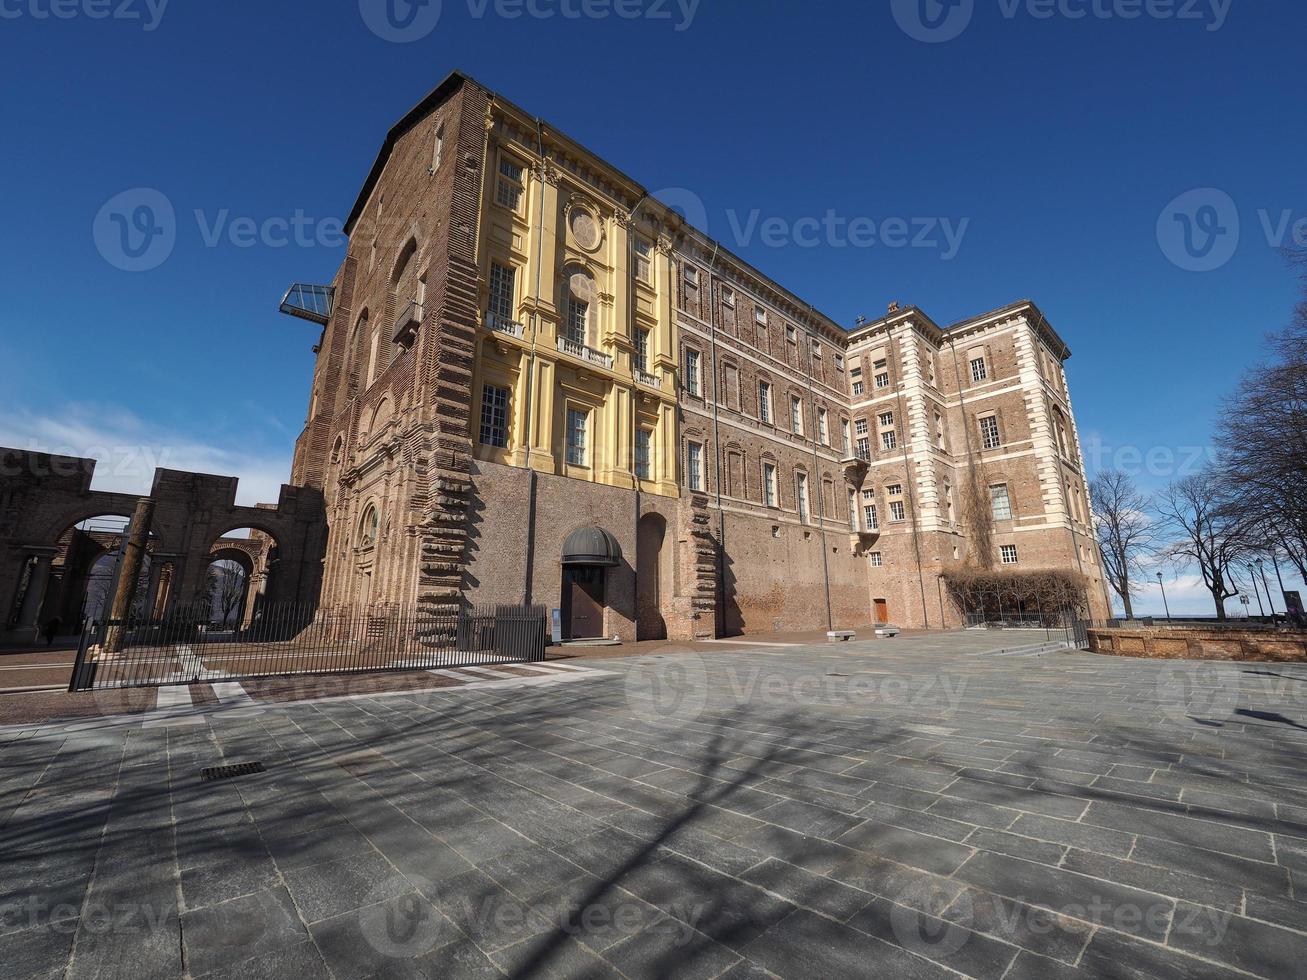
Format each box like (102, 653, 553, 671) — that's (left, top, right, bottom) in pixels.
(206, 560, 246, 627)
(1217, 246, 1307, 581)
(1089, 470, 1155, 619)
(1155, 470, 1251, 620)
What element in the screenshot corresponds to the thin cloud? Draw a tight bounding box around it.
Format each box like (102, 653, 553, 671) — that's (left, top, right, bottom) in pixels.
(0, 403, 292, 507)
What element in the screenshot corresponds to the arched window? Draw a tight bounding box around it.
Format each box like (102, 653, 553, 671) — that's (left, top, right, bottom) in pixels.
(358, 504, 380, 549)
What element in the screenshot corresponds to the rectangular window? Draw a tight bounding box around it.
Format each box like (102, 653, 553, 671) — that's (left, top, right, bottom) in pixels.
(880, 430, 897, 451)
(636, 429, 653, 480)
(721, 286, 735, 308)
(496, 158, 524, 211)
(875, 371, 890, 390)
(687, 441, 704, 491)
(869, 552, 884, 567)
(785, 324, 796, 344)
(878, 411, 894, 428)
(479, 384, 509, 448)
(635, 329, 650, 372)
(763, 463, 777, 507)
(684, 265, 699, 287)
(980, 415, 1001, 449)
(685, 348, 701, 396)
(850, 365, 863, 379)
(488, 263, 516, 322)
(889, 500, 906, 522)
(818, 409, 829, 445)
(834, 354, 845, 373)
(851, 381, 865, 396)
(756, 308, 768, 329)
(796, 472, 809, 523)
(432, 123, 444, 171)
(887, 484, 903, 496)
(565, 408, 588, 466)
(854, 418, 869, 436)
(1000, 544, 1019, 565)
(759, 382, 773, 424)
(856, 437, 871, 461)
(848, 490, 858, 531)
(863, 499, 879, 531)
(841, 420, 852, 455)
(634, 238, 652, 283)
(565, 297, 588, 344)
(790, 396, 803, 435)
(812, 342, 822, 361)
(970, 357, 988, 383)
(990, 484, 1012, 521)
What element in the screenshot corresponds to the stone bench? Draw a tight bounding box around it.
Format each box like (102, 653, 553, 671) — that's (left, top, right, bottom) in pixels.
(826, 630, 857, 642)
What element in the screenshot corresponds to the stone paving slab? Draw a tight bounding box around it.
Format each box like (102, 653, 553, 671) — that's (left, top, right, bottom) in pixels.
(4, 631, 1307, 977)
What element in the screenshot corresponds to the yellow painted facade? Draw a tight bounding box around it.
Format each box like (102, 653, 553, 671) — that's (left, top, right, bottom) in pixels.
(470, 103, 679, 498)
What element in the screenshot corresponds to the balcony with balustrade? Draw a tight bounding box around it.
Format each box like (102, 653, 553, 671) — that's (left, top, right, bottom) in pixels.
(556, 335, 613, 370)
(485, 311, 524, 339)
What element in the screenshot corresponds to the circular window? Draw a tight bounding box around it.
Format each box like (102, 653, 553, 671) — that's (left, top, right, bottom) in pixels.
(570, 207, 601, 251)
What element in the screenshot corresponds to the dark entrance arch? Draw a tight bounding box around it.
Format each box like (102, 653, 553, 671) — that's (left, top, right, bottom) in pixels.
(636, 513, 667, 640)
(560, 526, 621, 640)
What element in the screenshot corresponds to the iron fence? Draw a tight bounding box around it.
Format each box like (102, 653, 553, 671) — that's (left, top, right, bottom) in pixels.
(68, 601, 548, 691)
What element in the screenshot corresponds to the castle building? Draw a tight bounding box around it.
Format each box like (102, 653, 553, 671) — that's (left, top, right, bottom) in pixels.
(283, 70, 1110, 641)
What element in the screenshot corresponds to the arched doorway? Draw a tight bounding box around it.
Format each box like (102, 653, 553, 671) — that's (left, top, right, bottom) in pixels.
(560, 526, 622, 640)
(8, 514, 162, 637)
(203, 527, 279, 626)
(637, 514, 667, 640)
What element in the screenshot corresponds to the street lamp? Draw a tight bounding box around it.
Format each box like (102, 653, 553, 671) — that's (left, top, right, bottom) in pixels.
(1156, 571, 1172, 622)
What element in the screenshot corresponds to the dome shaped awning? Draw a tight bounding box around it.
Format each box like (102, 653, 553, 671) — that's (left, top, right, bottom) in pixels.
(561, 526, 623, 567)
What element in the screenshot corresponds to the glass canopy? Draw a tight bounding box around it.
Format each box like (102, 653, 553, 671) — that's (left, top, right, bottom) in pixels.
(279, 283, 334, 325)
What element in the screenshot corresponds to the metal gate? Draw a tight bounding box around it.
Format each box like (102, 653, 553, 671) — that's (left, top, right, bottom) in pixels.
(68, 602, 548, 691)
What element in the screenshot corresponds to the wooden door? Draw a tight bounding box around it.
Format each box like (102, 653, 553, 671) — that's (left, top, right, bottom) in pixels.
(874, 598, 889, 624)
(563, 567, 605, 639)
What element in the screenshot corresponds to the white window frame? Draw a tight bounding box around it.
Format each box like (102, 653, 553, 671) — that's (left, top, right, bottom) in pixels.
(990, 483, 1013, 521)
(687, 441, 704, 491)
(488, 262, 516, 323)
(759, 381, 773, 424)
(763, 462, 778, 508)
(479, 383, 509, 448)
(889, 500, 906, 523)
(1000, 544, 1019, 565)
(796, 472, 810, 523)
(496, 157, 524, 211)
(980, 415, 1001, 450)
(869, 552, 884, 567)
(970, 356, 988, 383)
(790, 396, 803, 435)
(685, 348, 701, 396)
(636, 428, 653, 481)
(565, 407, 589, 466)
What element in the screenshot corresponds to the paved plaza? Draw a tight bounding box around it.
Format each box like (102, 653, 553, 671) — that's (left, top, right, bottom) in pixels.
(5, 631, 1307, 978)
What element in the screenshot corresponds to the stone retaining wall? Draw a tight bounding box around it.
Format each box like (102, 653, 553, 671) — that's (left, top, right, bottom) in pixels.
(1088, 626, 1307, 662)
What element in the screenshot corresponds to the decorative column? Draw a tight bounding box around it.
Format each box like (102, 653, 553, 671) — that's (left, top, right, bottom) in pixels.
(103, 497, 154, 654)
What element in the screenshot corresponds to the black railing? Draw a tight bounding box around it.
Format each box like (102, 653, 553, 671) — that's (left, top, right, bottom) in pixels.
(68, 601, 548, 691)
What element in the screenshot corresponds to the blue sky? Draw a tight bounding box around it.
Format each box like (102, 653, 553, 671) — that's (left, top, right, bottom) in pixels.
(2, 0, 1304, 614)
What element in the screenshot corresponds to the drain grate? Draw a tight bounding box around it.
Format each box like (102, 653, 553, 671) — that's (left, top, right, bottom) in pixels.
(200, 761, 265, 783)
